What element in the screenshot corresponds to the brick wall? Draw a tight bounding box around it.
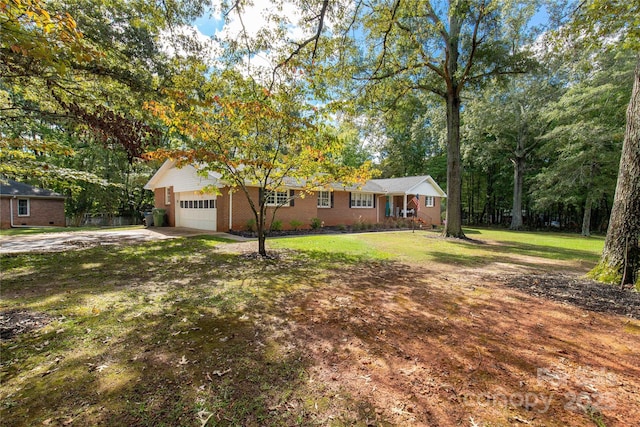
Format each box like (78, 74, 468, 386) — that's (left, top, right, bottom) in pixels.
(316, 191, 379, 226)
(0, 197, 65, 229)
(228, 187, 318, 231)
(153, 187, 176, 226)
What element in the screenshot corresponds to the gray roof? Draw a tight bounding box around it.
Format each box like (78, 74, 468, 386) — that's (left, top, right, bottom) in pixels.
(0, 179, 65, 199)
(329, 180, 386, 193)
(371, 176, 432, 193)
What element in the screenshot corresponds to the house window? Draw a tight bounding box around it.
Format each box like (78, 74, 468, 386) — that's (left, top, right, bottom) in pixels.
(350, 193, 374, 208)
(181, 199, 217, 209)
(425, 196, 435, 208)
(165, 187, 171, 205)
(317, 191, 331, 208)
(265, 190, 290, 207)
(17, 199, 29, 216)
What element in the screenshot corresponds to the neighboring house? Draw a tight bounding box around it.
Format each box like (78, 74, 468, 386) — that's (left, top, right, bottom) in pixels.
(144, 160, 447, 232)
(0, 179, 66, 229)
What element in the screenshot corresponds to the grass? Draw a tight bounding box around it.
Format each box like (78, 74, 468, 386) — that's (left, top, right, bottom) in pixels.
(0, 228, 614, 426)
(270, 227, 604, 268)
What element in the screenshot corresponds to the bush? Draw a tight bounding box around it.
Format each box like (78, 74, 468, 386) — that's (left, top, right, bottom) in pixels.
(246, 218, 256, 232)
(271, 219, 283, 231)
(336, 224, 346, 231)
(310, 217, 322, 229)
(290, 219, 303, 231)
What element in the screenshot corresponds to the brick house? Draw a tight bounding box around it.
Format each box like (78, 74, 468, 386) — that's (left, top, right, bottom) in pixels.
(144, 160, 446, 232)
(0, 179, 66, 229)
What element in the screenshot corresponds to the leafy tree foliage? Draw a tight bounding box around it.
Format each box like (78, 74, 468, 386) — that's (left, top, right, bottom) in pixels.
(533, 51, 633, 236)
(464, 74, 562, 229)
(1, 0, 204, 222)
(146, 68, 371, 256)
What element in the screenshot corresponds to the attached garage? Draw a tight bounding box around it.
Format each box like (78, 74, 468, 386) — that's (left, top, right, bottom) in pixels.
(144, 161, 223, 231)
(175, 193, 217, 231)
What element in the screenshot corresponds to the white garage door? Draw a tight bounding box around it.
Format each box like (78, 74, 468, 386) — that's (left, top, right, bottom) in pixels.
(176, 193, 217, 231)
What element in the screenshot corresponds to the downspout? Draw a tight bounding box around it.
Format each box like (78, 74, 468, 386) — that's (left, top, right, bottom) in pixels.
(9, 196, 31, 228)
(228, 190, 233, 231)
(9, 196, 15, 227)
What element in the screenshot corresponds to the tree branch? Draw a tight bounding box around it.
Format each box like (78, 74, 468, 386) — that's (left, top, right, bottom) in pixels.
(458, 0, 487, 92)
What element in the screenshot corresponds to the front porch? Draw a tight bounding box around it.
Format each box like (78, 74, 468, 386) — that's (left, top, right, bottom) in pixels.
(384, 194, 438, 227)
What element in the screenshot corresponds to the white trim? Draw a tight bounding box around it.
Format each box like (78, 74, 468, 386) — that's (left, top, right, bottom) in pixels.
(350, 192, 374, 208)
(17, 198, 30, 216)
(265, 190, 290, 207)
(317, 190, 330, 208)
(425, 196, 435, 207)
(164, 187, 171, 205)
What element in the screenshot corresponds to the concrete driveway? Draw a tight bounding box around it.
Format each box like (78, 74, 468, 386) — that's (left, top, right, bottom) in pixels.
(0, 227, 248, 254)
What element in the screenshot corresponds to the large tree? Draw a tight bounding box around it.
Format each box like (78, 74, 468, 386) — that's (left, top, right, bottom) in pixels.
(217, 0, 546, 238)
(339, 0, 542, 237)
(146, 68, 370, 256)
(564, 0, 640, 285)
(1, 0, 206, 221)
(464, 74, 559, 229)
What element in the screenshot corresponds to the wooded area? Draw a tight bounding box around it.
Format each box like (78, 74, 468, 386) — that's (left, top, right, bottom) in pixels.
(1, 0, 638, 283)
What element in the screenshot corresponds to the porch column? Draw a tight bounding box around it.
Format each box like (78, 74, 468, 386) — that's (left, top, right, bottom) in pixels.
(403, 194, 408, 218)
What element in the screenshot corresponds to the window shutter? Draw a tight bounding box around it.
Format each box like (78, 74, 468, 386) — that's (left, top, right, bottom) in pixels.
(331, 192, 334, 208)
(373, 195, 377, 208)
(290, 190, 295, 206)
(349, 192, 352, 208)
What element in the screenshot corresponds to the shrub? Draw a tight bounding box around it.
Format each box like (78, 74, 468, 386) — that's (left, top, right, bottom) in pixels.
(336, 224, 346, 231)
(246, 218, 256, 232)
(310, 217, 322, 229)
(289, 219, 303, 231)
(271, 219, 283, 231)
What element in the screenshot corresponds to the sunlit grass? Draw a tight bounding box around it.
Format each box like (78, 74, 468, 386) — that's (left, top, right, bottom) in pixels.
(0, 229, 609, 426)
(269, 228, 604, 267)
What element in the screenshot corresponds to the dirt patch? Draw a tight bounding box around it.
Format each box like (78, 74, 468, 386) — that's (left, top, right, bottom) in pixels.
(0, 310, 56, 340)
(501, 273, 640, 319)
(285, 265, 640, 426)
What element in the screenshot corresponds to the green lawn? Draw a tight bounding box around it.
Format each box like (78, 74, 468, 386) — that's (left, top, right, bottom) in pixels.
(1, 229, 620, 427)
(270, 227, 604, 267)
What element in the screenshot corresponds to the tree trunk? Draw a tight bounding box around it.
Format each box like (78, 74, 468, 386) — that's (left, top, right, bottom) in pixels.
(590, 55, 640, 285)
(510, 155, 525, 230)
(257, 202, 268, 257)
(582, 197, 592, 237)
(444, 90, 464, 238)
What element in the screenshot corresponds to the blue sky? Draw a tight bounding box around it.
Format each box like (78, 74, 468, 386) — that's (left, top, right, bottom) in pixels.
(192, 8, 224, 37)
